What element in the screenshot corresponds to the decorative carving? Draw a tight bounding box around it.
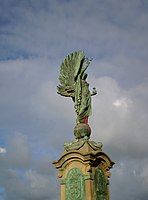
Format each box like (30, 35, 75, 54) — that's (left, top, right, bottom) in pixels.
(86, 164, 92, 173)
(94, 168, 108, 200)
(89, 140, 103, 150)
(58, 170, 63, 178)
(65, 168, 85, 200)
(64, 139, 85, 151)
(64, 139, 102, 152)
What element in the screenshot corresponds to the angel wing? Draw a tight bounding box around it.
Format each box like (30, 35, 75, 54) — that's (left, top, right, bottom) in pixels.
(57, 51, 85, 98)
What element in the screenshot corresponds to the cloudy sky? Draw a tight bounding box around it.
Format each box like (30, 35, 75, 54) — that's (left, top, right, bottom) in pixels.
(0, 0, 148, 199)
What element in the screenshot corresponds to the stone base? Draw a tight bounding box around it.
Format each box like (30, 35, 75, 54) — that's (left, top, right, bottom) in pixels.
(53, 139, 114, 200)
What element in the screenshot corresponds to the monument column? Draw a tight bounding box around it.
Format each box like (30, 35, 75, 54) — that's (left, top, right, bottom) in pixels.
(53, 51, 114, 200)
(53, 139, 114, 200)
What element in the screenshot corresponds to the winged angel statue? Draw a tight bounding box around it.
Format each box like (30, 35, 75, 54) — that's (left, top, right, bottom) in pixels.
(57, 51, 97, 126)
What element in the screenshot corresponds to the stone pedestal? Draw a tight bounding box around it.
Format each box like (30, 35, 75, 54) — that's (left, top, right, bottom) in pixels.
(53, 139, 114, 200)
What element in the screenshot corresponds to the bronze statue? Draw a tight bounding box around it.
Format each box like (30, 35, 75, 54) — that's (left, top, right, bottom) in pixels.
(57, 51, 97, 139)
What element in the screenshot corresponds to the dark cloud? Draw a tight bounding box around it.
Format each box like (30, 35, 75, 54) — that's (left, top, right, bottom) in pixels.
(110, 158, 148, 200)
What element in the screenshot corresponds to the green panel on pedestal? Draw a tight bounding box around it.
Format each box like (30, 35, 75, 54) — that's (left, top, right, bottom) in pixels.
(94, 168, 108, 200)
(65, 168, 85, 200)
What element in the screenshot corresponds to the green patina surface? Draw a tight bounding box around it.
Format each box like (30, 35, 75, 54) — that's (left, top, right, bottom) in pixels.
(94, 168, 108, 200)
(57, 51, 97, 129)
(65, 168, 85, 200)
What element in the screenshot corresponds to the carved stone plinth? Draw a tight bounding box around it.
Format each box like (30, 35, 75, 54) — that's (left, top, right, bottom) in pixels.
(53, 139, 114, 200)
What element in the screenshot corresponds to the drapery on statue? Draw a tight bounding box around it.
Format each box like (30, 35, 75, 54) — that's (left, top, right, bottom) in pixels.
(57, 51, 97, 139)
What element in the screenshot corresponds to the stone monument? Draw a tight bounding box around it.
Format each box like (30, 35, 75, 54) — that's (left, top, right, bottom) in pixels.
(53, 51, 114, 200)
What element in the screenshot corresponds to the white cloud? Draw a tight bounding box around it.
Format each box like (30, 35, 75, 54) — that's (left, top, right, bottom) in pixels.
(113, 98, 133, 113)
(90, 76, 148, 160)
(0, 147, 6, 154)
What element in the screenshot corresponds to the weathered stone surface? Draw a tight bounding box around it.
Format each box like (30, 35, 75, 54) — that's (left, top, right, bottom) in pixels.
(53, 139, 114, 200)
(94, 168, 108, 200)
(65, 168, 85, 200)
